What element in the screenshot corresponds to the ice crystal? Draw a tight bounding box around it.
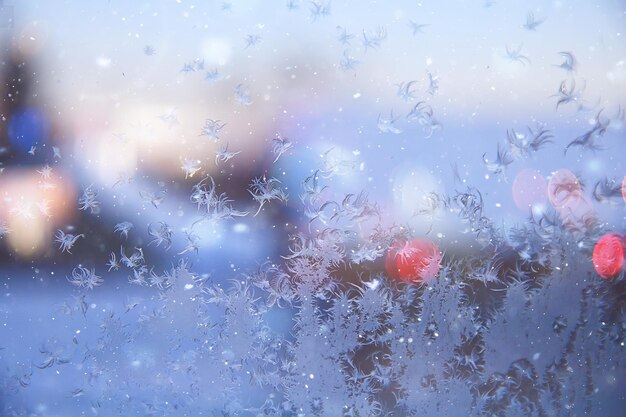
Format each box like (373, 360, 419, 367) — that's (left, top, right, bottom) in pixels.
(248, 176, 288, 216)
(54, 230, 84, 254)
(66, 266, 103, 289)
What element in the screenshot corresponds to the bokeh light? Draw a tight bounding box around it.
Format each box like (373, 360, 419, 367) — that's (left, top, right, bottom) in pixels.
(547, 168, 581, 210)
(593, 233, 625, 279)
(386, 238, 441, 283)
(0, 168, 76, 257)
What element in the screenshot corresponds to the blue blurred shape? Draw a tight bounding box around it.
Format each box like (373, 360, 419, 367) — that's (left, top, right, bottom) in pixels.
(7, 106, 49, 153)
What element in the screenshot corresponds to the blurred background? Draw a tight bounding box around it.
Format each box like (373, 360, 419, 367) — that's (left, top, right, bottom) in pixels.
(0, 0, 625, 414)
(0, 0, 625, 269)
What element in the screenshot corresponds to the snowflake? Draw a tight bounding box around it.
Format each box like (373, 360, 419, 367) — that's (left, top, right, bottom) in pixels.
(215, 143, 241, 165)
(248, 176, 288, 216)
(181, 158, 202, 178)
(54, 230, 84, 254)
(113, 221, 134, 239)
(66, 266, 103, 290)
(78, 185, 99, 214)
(271, 135, 293, 163)
(148, 222, 173, 250)
(199, 119, 226, 142)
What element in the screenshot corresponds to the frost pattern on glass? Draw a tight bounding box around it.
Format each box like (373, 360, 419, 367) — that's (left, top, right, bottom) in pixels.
(0, 1, 625, 416)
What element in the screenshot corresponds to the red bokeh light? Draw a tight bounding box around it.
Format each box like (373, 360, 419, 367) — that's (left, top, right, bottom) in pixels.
(547, 168, 581, 209)
(386, 239, 441, 283)
(547, 169, 596, 234)
(592, 233, 625, 279)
